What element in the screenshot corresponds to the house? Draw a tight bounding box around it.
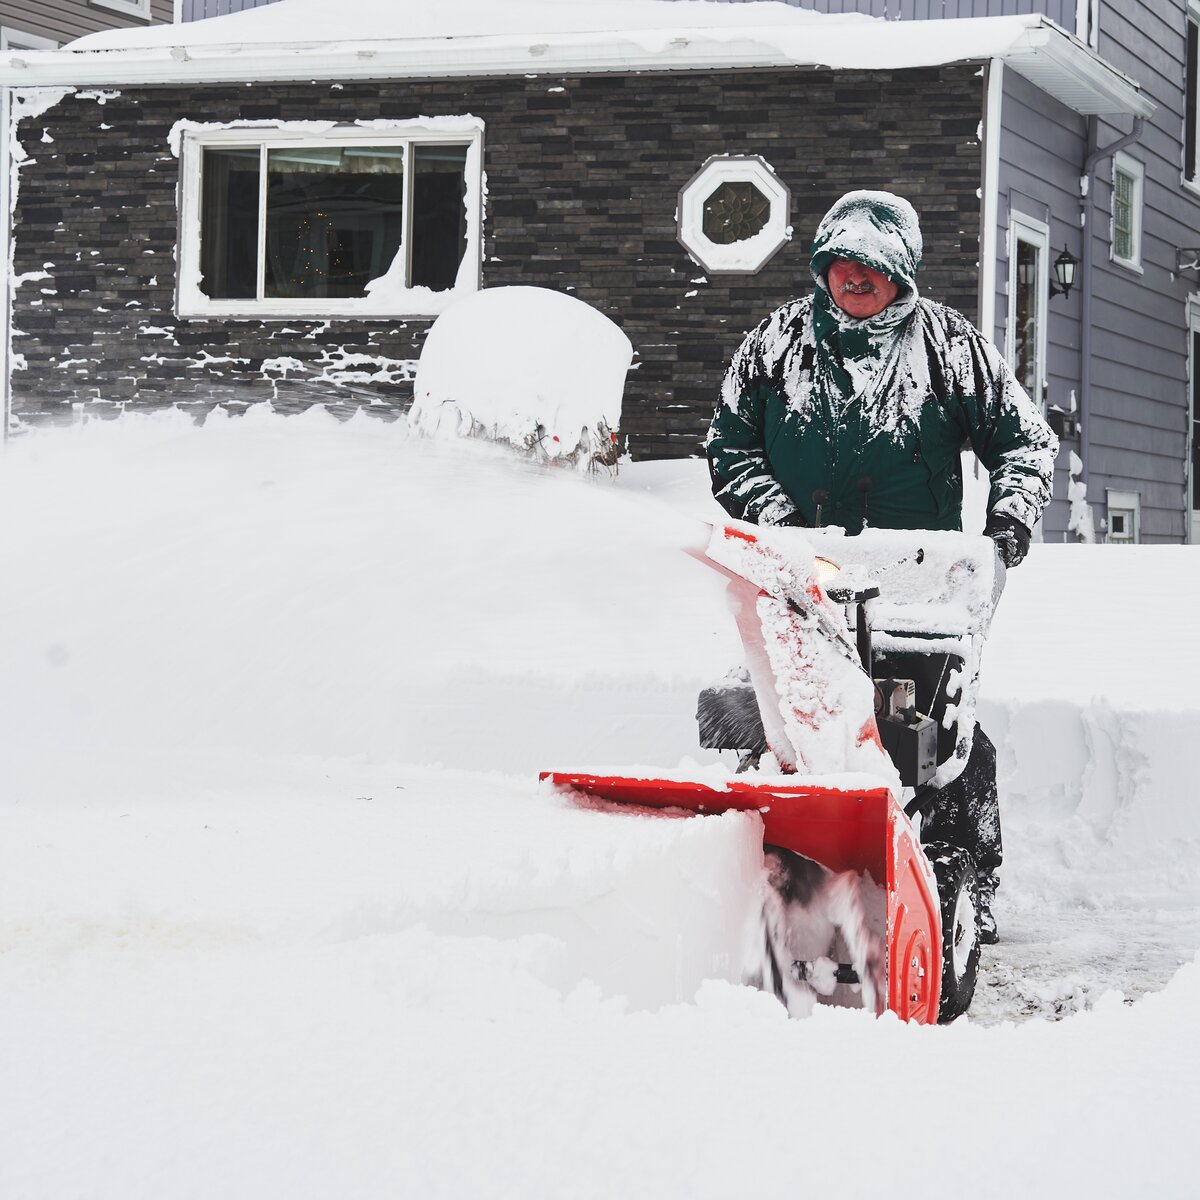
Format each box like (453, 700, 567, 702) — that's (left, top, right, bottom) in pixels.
(0, 0, 1163, 541)
(720, 0, 1200, 545)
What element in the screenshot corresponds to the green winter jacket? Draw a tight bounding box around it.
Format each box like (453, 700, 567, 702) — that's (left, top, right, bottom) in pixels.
(707, 191, 1058, 534)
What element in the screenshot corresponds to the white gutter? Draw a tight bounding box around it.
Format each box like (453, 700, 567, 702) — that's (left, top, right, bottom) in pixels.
(0, 20, 1155, 119)
(978, 58, 1004, 345)
(1002, 21, 1154, 119)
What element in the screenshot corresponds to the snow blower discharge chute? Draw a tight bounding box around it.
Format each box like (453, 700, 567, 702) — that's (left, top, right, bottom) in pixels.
(543, 522, 1002, 1023)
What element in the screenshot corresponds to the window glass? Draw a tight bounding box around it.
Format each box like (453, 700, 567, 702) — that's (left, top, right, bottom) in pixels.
(1013, 238, 1041, 398)
(410, 144, 469, 291)
(190, 137, 468, 309)
(200, 147, 260, 301)
(264, 145, 406, 300)
(701, 181, 770, 245)
(1113, 168, 1134, 261)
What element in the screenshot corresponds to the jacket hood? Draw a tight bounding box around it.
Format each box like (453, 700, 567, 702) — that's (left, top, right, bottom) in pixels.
(810, 190, 923, 297)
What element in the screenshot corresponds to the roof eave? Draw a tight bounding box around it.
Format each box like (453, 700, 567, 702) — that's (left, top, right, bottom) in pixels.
(999, 23, 1155, 119)
(0, 20, 1154, 119)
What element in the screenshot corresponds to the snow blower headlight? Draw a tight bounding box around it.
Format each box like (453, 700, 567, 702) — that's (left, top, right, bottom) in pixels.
(814, 556, 841, 586)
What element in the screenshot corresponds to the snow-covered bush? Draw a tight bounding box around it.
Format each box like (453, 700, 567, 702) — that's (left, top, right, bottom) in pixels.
(409, 285, 632, 471)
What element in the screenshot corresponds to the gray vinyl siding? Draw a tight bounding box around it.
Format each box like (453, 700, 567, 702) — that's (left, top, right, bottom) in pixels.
(183, 0, 279, 19)
(0, 1, 171, 44)
(1083, 0, 1196, 542)
(707, 1, 1079, 24)
(994, 69, 1086, 539)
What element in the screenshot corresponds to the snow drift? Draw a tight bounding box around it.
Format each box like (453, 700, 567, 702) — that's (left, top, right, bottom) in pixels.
(0, 411, 1195, 1198)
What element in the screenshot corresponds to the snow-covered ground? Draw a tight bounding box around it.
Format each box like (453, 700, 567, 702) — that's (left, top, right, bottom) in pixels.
(1, 411, 1196, 1198)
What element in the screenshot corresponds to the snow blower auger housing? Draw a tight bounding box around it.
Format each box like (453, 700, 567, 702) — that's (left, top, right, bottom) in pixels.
(543, 521, 1002, 1024)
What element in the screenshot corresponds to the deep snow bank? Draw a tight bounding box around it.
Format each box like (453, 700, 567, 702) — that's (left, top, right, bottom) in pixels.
(2, 411, 1196, 943)
(1, 412, 1197, 1197)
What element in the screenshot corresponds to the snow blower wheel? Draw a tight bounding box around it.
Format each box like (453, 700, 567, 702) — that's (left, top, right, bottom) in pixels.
(925, 843, 981, 1022)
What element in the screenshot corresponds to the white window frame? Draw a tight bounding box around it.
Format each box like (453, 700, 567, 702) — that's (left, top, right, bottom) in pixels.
(1075, 0, 1098, 50)
(1006, 211, 1050, 409)
(0, 27, 59, 51)
(1111, 150, 1145, 273)
(175, 120, 484, 320)
(1105, 489, 1140, 543)
(1186, 6, 1200, 191)
(90, 0, 153, 21)
(677, 155, 790, 275)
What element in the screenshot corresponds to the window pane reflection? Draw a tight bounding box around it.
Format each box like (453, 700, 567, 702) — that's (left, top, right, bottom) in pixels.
(410, 145, 469, 291)
(1014, 239, 1041, 399)
(200, 147, 260, 300)
(265, 145, 406, 299)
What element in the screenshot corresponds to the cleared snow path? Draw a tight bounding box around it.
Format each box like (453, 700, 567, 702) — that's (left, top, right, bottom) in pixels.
(1, 412, 1196, 1197)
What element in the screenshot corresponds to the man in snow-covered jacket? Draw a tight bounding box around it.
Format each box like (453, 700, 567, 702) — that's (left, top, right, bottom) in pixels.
(707, 190, 1057, 565)
(707, 191, 1060, 942)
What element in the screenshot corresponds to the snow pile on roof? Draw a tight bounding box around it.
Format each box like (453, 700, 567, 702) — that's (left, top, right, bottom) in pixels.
(2, 0, 1148, 121)
(71, 0, 851, 50)
(410, 286, 631, 465)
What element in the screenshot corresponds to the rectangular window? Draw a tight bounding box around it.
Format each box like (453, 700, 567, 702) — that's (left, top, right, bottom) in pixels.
(90, 0, 152, 20)
(0, 26, 59, 50)
(1111, 151, 1144, 271)
(1187, 16, 1199, 183)
(1105, 490, 1140, 544)
(178, 122, 482, 318)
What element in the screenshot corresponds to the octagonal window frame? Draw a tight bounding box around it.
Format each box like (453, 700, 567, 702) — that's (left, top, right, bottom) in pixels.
(677, 155, 791, 275)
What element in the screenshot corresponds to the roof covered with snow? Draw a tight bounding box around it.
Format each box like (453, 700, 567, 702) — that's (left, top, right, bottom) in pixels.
(0, 0, 1152, 118)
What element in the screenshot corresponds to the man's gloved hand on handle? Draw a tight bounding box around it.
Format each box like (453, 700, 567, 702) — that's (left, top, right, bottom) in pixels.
(984, 512, 1031, 568)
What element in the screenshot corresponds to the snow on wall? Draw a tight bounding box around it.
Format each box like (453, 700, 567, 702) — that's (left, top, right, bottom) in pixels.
(6, 88, 74, 388)
(8, 91, 446, 421)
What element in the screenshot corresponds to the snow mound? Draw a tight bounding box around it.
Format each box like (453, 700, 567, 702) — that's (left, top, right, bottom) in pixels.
(410, 285, 631, 466)
(0, 412, 1197, 1197)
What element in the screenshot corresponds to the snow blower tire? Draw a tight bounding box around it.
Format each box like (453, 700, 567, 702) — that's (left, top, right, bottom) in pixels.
(925, 842, 981, 1022)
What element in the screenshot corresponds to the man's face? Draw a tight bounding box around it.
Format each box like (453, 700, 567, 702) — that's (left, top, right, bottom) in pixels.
(826, 257, 900, 319)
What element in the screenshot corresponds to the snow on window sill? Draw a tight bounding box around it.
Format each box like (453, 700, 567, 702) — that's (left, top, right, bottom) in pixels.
(176, 285, 474, 323)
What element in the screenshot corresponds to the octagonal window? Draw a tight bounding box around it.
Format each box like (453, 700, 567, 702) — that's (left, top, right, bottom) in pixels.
(702, 181, 772, 245)
(678, 156, 790, 274)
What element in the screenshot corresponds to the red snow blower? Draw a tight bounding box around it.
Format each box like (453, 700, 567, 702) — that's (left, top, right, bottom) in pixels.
(543, 521, 1002, 1023)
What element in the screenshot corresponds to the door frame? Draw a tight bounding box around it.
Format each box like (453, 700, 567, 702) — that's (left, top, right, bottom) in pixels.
(1186, 294, 1200, 543)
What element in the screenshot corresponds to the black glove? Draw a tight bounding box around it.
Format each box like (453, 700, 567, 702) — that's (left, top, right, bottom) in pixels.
(984, 513, 1031, 568)
(774, 510, 809, 528)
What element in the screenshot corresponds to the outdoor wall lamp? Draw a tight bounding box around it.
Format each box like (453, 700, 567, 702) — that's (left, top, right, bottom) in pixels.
(1015, 244, 1078, 298)
(1050, 245, 1079, 298)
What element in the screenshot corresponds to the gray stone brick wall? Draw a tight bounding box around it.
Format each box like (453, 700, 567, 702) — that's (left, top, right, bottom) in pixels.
(10, 66, 983, 458)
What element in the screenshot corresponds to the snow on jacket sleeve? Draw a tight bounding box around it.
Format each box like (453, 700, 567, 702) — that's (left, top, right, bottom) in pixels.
(706, 307, 802, 526)
(932, 305, 1059, 533)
